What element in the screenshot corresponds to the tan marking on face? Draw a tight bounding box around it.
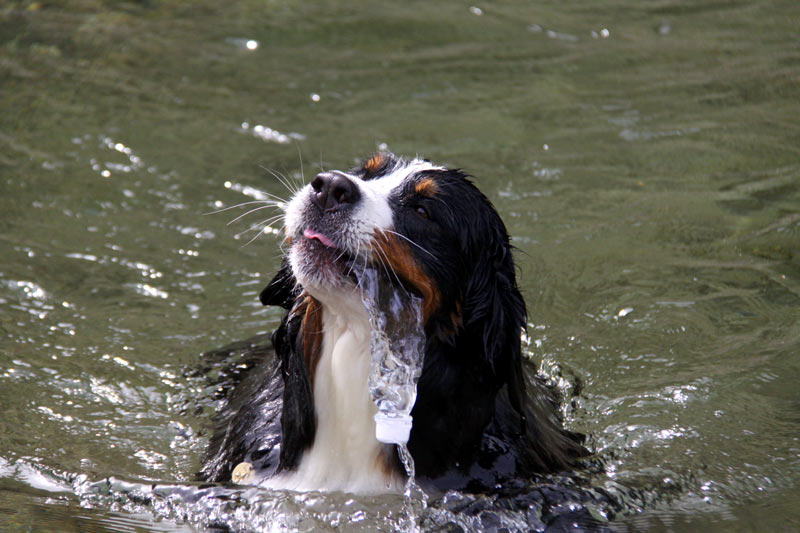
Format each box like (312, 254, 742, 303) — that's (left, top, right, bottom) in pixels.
(371, 231, 440, 321)
(364, 153, 385, 174)
(414, 177, 438, 197)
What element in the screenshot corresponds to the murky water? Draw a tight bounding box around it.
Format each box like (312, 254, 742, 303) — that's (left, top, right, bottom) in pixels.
(1, 0, 799, 531)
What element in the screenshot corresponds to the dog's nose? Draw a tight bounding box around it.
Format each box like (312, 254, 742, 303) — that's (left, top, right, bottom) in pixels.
(310, 172, 361, 212)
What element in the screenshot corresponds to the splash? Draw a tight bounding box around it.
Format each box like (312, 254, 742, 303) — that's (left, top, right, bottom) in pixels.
(357, 267, 426, 444)
(357, 266, 429, 526)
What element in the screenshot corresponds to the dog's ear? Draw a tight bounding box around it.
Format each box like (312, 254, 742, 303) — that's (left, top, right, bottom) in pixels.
(259, 259, 298, 309)
(462, 226, 588, 470)
(462, 227, 528, 420)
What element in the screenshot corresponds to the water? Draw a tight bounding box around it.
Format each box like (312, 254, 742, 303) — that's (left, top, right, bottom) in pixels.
(356, 265, 429, 529)
(358, 266, 425, 445)
(2, 0, 800, 531)
(396, 444, 427, 533)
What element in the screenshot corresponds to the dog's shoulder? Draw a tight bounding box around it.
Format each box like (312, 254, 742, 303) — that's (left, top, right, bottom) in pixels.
(197, 334, 284, 483)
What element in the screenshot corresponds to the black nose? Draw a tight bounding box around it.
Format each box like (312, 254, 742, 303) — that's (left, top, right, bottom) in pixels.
(310, 172, 361, 212)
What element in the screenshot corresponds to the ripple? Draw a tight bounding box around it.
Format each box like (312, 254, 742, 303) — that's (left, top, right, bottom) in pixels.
(239, 122, 306, 144)
(224, 37, 260, 51)
(49, 470, 621, 532)
(129, 282, 169, 299)
(83, 135, 148, 180)
(619, 126, 700, 141)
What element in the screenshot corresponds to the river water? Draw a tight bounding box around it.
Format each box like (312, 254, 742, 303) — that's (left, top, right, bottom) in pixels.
(1, 0, 798, 531)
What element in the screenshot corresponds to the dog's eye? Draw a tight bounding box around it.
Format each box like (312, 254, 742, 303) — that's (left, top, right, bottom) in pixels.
(415, 205, 429, 220)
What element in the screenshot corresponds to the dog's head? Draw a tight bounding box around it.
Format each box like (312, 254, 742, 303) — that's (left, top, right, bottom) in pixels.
(264, 152, 524, 345)
(259, 152, 545, 478)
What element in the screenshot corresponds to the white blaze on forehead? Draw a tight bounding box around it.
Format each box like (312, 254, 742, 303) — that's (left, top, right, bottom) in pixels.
(355, 158, 444, 232)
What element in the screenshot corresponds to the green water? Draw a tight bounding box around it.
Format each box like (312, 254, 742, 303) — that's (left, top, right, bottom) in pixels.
(1, 0, 799, 530)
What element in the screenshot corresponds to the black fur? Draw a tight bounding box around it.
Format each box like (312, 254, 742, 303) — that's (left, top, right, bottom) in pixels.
(200, 154, 587, 489)
(389, 168, 587, 487)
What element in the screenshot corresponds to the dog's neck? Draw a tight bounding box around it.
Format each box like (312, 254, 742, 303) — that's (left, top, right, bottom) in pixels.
(268, 291, 402, 494)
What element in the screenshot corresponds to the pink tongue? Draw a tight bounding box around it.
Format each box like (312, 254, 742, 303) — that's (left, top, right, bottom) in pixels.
(303, 228, 337, 248)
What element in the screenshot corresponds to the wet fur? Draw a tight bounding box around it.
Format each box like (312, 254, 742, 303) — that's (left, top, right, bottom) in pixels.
(200, 154, 587, 492)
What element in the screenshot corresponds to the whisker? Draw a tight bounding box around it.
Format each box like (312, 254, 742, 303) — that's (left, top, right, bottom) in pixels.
(259, 164, 293, 191)
(240, 218, 285, 248)
(373, 240, 403, 288)
(332, 248, 349, 264)
(347, 239, 362, 278)
(373, 229, 414, 297)
(316, 149, 326, 174)
(280, 163, 304, 189)
(295, 142, 306, 186)
(255, 190, 289, 203)
(432, 195, 456, 220)
(235, 214, 285, 239)
(203, 199, 275, 216)
(350, 240, 367, 276)
(383, 229, 437, 258)
(241, 229, 268, 248)
(353, 248, 371, 296)
(260, 165, 301, 196)
(227, 204, 283, 226)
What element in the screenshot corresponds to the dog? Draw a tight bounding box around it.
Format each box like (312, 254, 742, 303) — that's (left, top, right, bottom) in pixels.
(200, 153, 587, 494)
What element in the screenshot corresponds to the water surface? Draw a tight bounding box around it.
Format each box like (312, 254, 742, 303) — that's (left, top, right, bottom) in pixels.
(1, 0, 799, 530)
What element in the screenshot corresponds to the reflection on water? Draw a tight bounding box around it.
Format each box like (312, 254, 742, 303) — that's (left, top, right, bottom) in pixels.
(1, 0, 799, 531)
(238, 122, 306, 145)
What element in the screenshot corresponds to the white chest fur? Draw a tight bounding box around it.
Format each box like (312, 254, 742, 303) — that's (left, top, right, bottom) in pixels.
(265, 300, 401, 494)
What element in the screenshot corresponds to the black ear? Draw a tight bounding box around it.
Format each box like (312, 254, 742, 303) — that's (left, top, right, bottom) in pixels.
(259, 259, 298, 309)
(462, 230, 528, 420)
(463, 229, 589, 471)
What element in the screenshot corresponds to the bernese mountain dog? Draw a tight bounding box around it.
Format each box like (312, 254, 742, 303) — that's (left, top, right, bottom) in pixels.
(200, 152, 587, 494)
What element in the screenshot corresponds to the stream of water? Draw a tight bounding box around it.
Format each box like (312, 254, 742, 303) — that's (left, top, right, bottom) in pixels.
(357, 265, 429, 530)
(358, 266, 425, 444)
